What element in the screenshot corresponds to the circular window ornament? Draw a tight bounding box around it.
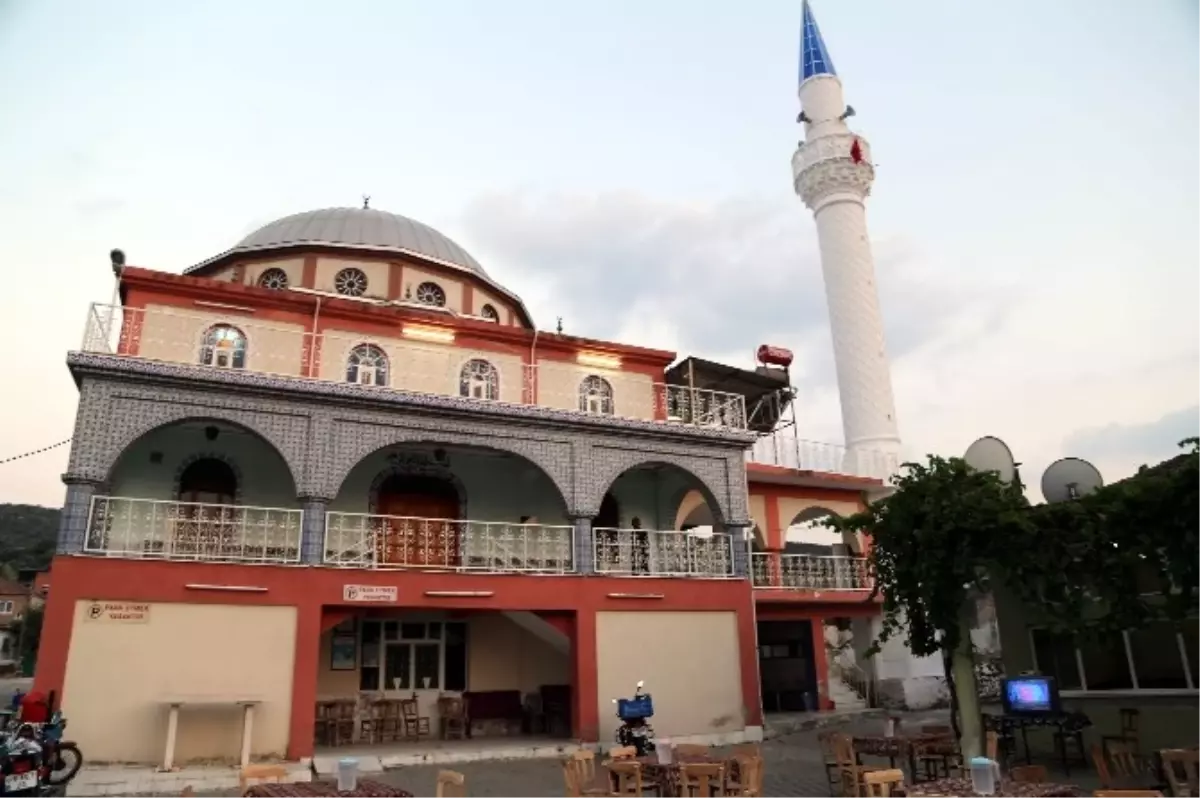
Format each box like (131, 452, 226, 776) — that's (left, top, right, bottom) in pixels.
(480, 304, 499, 322)
(334, 268, 368, 296)
(257, 268, 289, 290)
(416, 282, 446, 307)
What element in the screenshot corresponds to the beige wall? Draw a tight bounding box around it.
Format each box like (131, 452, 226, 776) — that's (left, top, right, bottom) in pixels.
(317, 332, 523, 403)
(536, 360, 655, 420)
(62, 601, 297, 765)
(244, 258, 305, 289)
(470, 287, 507, 323)
(314, 258, 391, 298)
(596, 611, 743, 741)
(137, 304, 307, 376)
(748, 495, 767, 545)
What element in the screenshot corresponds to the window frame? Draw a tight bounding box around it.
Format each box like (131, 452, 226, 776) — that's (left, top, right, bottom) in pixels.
(1028, 622, 1197, 696)
(334, 268, 369, 297)
(0, 601, 12, 614)
(458, 358, 500, 401)
(578, 375, 615, 415)
(257, 268, 290, 290)
(415, 282, 447, 308)
(199, 324, 248, 370)
(345, 343, 390, 387)
(359, 620, 466, 692)
(479, 304, 500, 322)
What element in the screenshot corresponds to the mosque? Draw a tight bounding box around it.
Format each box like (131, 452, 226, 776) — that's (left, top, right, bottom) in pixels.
(34, 0, 918, 769)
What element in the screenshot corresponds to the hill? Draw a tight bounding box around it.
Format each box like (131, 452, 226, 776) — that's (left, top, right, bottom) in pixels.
(0, 504, 59, 573)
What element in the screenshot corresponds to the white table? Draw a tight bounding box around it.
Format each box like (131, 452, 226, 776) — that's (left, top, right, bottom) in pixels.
(159, 696, 263, 771)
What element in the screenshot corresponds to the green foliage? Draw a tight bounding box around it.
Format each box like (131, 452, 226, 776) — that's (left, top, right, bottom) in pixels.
(830, 439, 1200, 658)
(828, 456, 1032, 658)
(0, 504, 58, 573)
(12, 604, 42, 661)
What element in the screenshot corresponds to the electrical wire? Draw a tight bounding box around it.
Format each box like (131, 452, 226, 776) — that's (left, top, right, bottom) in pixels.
(0, 438, 72, 465)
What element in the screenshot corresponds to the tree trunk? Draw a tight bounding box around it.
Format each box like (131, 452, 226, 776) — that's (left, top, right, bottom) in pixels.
(952, 610, 984, 760)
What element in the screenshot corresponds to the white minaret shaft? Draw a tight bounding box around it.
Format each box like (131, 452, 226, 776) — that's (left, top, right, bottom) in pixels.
(793, 2, 901, 474)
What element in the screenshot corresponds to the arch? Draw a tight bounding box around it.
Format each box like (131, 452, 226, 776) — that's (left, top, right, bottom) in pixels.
(415, 281, 447, 307)
(578, 375, 614, 415)
(326, 434, 571, 514)
(346, 343, 390, 387)
(173, 452, 244, 504)
(585, 454, 731, 528)
(458, 358, 499, 401)
(199, 324, 247, 369)
(784, 504, 860, 554)
(366, 455, 469, 519)
(673, 489, 710, 530)
(100, 414, 304, 497)
(480, 304, 499, 322)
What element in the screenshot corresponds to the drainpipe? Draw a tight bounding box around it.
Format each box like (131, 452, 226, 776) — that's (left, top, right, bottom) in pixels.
(527, 328, 539, 404)
(309, 296, 322, 378)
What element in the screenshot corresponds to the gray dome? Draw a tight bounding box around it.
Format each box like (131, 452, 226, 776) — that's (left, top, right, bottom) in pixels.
(229, 207, 489, 276)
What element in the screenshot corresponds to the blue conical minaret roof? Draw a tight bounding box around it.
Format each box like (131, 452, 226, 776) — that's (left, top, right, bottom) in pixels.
(800, 0, 836, 84)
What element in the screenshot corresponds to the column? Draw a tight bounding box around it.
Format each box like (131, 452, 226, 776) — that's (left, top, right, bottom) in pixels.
(287, 605, 323, 760)
(571, 516, 594, 574)
(728, 524, 751, 579)
(570, 609, 599, 742)
(300, 498, 328, 565)
(811, 617, 833, 710)
(57, 478, 101, 554)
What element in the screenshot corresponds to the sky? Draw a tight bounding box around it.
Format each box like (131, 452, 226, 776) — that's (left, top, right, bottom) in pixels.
(0, 0, 1196, 508)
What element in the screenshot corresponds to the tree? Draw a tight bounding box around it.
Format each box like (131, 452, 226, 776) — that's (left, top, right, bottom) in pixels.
(830, 439, 1200, 760)
(828, 456, 1031, 758)
(12, 604, 43, 674)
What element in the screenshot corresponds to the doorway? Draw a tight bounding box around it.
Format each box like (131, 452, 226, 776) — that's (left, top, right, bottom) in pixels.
(376, 475, 460, 567)
(757, 620, 819, 713)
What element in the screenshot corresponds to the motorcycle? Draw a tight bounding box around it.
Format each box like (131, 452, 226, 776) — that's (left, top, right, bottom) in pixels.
(612, 680, 656, 756)
(3, 692, 81, 794)
(0, 732, 52, 797)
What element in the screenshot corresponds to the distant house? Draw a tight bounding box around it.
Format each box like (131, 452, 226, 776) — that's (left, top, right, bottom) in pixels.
(0, 579, 32, 666)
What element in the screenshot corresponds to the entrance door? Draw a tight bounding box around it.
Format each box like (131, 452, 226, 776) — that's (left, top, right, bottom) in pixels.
(757, 620, 819, 713)
(376, 475, 460, 567)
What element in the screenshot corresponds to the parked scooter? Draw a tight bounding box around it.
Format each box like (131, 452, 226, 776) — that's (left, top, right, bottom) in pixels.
(612, 680, 656, 756)
(2, 692, 80, 794)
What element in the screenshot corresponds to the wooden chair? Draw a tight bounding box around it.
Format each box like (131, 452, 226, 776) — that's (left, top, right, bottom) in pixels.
(377, 699, 401, 743)
(400, 698, 431, 740)
(609, 746, 638, 760)
(608, 760, 643, 796)
(1010, 764, 1049, 783)
(1092, 792, 1163, 797)
(239, 764, 288, 793)
(817, 731, 841, 794)
(1101, 709, 1141, 756)
(1159, 748, 1199, 798)
(986, 731, 999, 762)
(438, 695, 468, 741)
(863, 769, 905, 798)
(731, 743, 761, 758)
(833, 733, 884, 798)
(677, 762, 724, 797)
(313, 701, 334, 747)
(724, 753, 763, 797)
(331, 699, 356, 746)
(436, 770, 466, 798)
(563, 750, 608, 798)
(673, 743, 710, 759)
(358, 699, 385, 744)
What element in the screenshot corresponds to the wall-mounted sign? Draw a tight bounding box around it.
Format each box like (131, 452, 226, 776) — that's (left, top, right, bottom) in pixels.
(85, 601, 150, 623)
(343, 585, 397, 603)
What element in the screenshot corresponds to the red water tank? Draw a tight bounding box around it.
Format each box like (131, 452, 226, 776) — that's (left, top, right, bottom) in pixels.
(756, 345, 794, 368)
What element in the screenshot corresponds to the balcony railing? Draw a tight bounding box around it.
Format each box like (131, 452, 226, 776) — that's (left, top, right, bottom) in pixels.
(592, 528, 736, 578)
(748, 434, 899, 481)
(323, 513, 575, 574)
(751, 552, 872, 591)
(80, 303, 748, 432)
(84, 496, 303, 564)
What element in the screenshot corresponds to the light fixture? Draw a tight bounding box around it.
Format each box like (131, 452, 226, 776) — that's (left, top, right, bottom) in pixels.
(577, 351, 621, 370)
(403, 324, 455, 344)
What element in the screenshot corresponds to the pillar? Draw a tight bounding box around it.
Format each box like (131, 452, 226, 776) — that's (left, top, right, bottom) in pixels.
(57, 478, 102, 554)
(729, 524, 751, 578)
(299, 498, 328, 565)
(287, 603, 323, 759)
(570, 609, 599, 742)
(571, 516, 594, 574)
(811, 616, 833, 710)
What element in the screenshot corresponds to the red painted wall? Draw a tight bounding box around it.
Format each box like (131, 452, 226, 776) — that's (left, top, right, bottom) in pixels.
(36, 556, 762, 758)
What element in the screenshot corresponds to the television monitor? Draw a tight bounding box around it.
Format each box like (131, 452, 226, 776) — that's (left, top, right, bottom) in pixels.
(1001, 675, 1060, 715)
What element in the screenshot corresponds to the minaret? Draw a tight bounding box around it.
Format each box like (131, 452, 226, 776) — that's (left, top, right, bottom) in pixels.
(792, 0, 901, 477)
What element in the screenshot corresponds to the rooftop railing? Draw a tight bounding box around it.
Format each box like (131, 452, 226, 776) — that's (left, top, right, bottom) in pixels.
(747, 434, 899, 481)
(750, 552, 872, 591)
(80, 303, 748, 431)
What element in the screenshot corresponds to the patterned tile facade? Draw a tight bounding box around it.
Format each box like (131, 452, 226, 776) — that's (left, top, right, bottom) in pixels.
(63, 355, 755, 535)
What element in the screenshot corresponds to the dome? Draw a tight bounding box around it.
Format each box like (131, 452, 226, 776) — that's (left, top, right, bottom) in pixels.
(190, 207, 490, 278)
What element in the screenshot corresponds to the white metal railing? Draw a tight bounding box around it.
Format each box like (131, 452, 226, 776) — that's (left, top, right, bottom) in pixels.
(84, 496, 303, 563)
(80, 303, 749, 431)
(748, 434, 899, 481)
(750, 552, 872, 591)
(323, 513, 575, 574)
(592, 528, 735, 578)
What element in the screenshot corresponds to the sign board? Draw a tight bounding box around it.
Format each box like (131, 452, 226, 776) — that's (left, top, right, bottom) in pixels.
(343, 585, 397, 603)
(85, 601, 150, 623)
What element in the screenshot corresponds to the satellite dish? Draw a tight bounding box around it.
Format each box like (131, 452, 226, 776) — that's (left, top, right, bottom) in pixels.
(1041, 457, 1104, 503)
(963, 436, 1016, 485)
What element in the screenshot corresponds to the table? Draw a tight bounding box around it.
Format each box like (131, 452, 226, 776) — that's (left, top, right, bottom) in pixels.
(243, 780, 413, 797)
(855, 733, 959, 777)
(982, 712, 1092, 771)
(158, 696, 262, 771)
(635, 752, 733, 796)
(905, 777, 1084, 797)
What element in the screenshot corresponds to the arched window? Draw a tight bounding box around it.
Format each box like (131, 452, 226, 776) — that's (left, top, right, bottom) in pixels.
(200, 325, 247, 369)
(459, 359, 499, 400)
(346, 343, 389, 386)
(480, 304, 499, 322)
(178, 457, 237, 505)
(578, 375, 614, 415)
(257, 268, 289, 290)
(334, 267, 368, 296)
(416, 282, 446, 307)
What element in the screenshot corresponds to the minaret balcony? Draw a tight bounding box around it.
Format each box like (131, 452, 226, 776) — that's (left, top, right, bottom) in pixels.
(79, 302, 749, 433)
